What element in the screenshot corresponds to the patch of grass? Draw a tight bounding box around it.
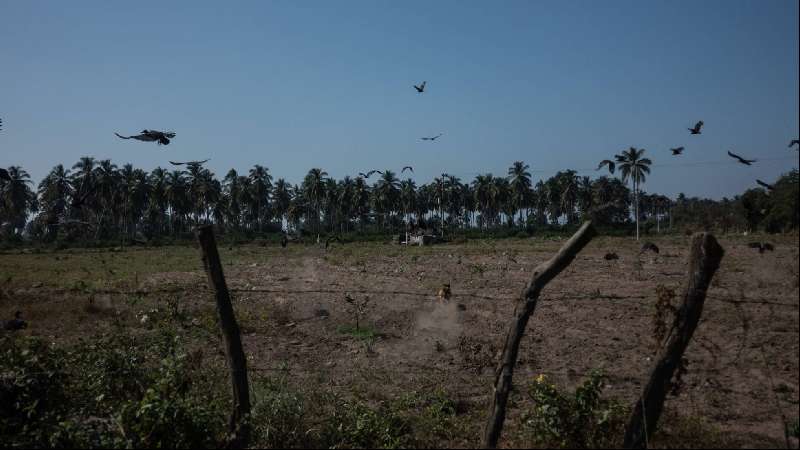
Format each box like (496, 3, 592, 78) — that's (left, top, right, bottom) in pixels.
(337, 324, 379, 341)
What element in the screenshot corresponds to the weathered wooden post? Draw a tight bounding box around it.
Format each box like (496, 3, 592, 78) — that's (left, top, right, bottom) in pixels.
(483, 221, 597, 448)
(196, 225, 251, 448)
(623, 232, 724, 448)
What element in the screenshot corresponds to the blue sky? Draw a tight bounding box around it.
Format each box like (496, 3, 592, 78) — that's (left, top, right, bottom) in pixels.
(1, 0, 798, 199)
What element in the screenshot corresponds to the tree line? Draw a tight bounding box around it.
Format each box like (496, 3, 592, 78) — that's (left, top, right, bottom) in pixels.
(0, 156, 797, 244)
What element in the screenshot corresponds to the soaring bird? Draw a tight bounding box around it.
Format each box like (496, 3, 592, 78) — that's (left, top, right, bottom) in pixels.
(688, 121, 704, 135)
(756, 179, 775, 191)
(640, 242, 660, 254)
(2, 311, 27, 331)
(727, 151, 756, 166)
(413, 81, 427, 93)
(748, 242, 774, 254)
(169, 159, 210, 166)
(596, 159, 615, 174)
(421, 133, 443, 141)
(0, 167, 9, 181)
(790, 139, 799, 148)
(402, 166, 414, 173)
(670, 147, 685, 155)
(115, 130, 176, 145)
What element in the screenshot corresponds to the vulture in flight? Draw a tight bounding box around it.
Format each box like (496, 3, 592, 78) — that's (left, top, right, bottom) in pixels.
(421, 133, 443, 141)
(748, 242, 774, 254)
(688, 121, 704, 135)
(402, 166, 414, 173)
(756, 179, 775, 191)
(670, 147, 685, 155)
(790, 139, 799, 148)
(596, 159, 615, 174)
(413, 81, 427, 93)
(169, 159, 210, 166)
(727, 151, 756, 166)
(115, 130, 176, 145)
(0, 167, 9, 182)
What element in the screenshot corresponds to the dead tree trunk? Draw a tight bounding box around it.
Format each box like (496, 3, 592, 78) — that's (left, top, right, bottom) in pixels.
(196, 225, 251, 449)
(623, 232, 724, 449)
(483, 221, 597, 449)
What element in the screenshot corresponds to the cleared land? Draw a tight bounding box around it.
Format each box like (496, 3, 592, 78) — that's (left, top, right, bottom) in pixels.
(1, 233, 798, 447)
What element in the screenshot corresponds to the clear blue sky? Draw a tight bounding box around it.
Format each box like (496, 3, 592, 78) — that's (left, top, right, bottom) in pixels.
(1, 0, 798, 199)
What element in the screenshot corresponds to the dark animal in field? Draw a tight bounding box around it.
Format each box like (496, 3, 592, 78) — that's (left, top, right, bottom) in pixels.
(604, 252, 619, 260)
(2, 311, 27, 331)
(596, 159, 615, 174)
(437, 283, 451, 301)
(413, 81, 426, 93)
(688, 121, 704, 135)
(727, 151, 756, 166)
(169, 159, 209, 166)
(402, 166, 414, 173)
(0, 168, 9, 182)
(281, 235, 288, 248)
(115, 130, 176, 145)
(670, 147, 685, 155)
(747, 242, 774, 253)
(421, 133, 443, 141)
(789, 139, 799, 148)
(325, 236, 341, 250)
(640, 242, 660, 254)
(756, 179, 775, 191)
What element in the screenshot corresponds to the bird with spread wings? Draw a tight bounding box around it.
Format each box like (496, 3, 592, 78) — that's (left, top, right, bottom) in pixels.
(688, 121, 704, 135)
(727, 150, 756, 165)
(596, 159, 615, 174)
(790, 139, 799, 148)
(413, 81, 426, 93)
(421, 133, 443, 141)
(115, 130, 176, 145)
(756, 179, 775, 191)
(670, 147, 685, 155)
(169, 159, 210, 166)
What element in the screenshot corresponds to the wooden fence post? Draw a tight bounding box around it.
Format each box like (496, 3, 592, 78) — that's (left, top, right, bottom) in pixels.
(623, 232, 724, 448)
(196, 225, 251, 448)
(483, 221, 597, 448)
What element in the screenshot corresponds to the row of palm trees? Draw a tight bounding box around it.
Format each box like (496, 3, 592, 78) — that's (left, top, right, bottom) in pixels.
(1, 152, 668, 242)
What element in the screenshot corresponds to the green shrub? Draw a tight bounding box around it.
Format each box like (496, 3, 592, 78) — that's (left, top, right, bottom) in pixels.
(523, 371, 627, 448)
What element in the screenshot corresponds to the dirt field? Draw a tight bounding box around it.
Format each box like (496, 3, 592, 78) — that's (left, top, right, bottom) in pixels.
(1, 233, 798, 448)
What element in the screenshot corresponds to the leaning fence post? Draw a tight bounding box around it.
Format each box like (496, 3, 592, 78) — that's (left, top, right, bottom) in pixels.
(483, 221, 597, 449)
(196, 225, 251, 448)
(623, 232, 724, 448)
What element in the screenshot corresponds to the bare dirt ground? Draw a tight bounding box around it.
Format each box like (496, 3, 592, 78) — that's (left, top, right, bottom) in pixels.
(1, 233, 798, 448)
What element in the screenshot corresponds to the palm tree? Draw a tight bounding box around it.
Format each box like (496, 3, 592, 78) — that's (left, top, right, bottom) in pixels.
(0, 166, 37, 235)
(472, 174, 494, 230)
(508, 161, 532, 226)
(38, 164, 72, 235)
(399, 178, 417, 237)
(373, 170, 400, 231)
(272, 178, 292, 231)
(615, 147, 652, 240)
(302, 168, 328, 237)
(248, 165, 273, 232)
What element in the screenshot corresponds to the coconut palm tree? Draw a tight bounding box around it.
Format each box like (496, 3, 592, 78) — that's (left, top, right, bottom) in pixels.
(0, 166, 37, 235)
(272, 178, 292, 231)
(302, 168, 328, 236)
(508, 161, 532, 225)
(373, 170, 400, 231)
(248, 165, 273, 232)
(615, 147, 652, 240)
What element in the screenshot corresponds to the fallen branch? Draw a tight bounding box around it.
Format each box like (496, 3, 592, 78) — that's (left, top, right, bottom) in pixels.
(623, 232, 724, 448)
(196, 225, 251, 449)
(483, 221, 597, 449)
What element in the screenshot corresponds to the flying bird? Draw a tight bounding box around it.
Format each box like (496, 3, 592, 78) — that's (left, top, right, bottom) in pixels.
(0, 117, 3, 132)
(169, 159, 210, 166)
(727, 151, 756, 166)
(402, 166, 414, 173)
(413, 81, 427, 93)
(756, 179, 775, 191)
(790, 139, 799, 148)
(688, 121, 704, 135)
(115, 130, 176, 145)
(747, 242, 774, 254)
(670, 147, 685, 155)
(421, 133, 443, 141)
(596, 159, 615, 174)
(0, 168, 9, 181)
